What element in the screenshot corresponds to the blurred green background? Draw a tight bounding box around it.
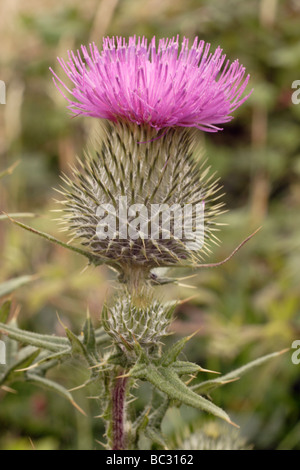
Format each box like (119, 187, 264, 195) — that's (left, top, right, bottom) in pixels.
(0, 0, 299, 450)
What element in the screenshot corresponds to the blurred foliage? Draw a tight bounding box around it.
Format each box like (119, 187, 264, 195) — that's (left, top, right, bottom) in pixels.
(0, 0, 299, 450)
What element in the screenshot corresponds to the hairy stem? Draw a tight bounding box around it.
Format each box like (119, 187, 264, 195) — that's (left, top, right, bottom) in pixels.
(111, 374, 128, 450)
(120, 265, 152, 307)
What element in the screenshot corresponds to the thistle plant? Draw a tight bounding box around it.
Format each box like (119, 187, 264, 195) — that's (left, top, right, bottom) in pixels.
(0, 36, 288, 450)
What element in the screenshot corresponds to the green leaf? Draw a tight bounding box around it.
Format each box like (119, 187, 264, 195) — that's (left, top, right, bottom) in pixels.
(159, 334, 195, 367)
(22, 348, 72, 375)
(134, 364, 234, 425)
(0, 347, 40, 385)
(0, 322, 68, 352)
(0, 275, 35, 298)
(5, 215, 117, 268)
(83, 314, 97, 355)
(0, 301, 11, 323)
(65, 327, 98, 368)
(65, 327, 87, 357)
(192, 349, 288, 395)
(129, 361, 149, 379)
(172, 361, 210, 376)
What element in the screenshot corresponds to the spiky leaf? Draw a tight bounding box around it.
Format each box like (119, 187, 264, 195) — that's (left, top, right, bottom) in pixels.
(192, 349, 288, 395)
(0, 275, 35, 298)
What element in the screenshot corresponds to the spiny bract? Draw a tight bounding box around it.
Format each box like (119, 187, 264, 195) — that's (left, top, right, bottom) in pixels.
(102, 293, 175, 356)
(178, 422, 248, 450)
(58, 120, 224, 276)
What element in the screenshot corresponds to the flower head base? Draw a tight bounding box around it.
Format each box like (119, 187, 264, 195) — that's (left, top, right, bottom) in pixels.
(58, 121, 224, 277)
(51, 36, 251, 132)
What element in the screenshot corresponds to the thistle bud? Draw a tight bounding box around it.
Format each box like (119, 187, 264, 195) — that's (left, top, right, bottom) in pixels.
(102, 292, 175, 359)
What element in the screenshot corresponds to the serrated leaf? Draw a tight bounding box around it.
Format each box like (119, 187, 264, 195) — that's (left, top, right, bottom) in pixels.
(0, 275, 35, 298)
(83, 315, 96, 355)
(17, 348, 72, 375)
(5, 216, 117, 268)
(159, 335, 193, 366)
(129, 361, 149, 379)
(65, 327, 98, 368)
(142, 365, 234, 425)
(192, 349, 288, 395)
(0, 301, 11, 323)
(0, 322, 68, 352)
(0, 347, 40, 385)
(65, 327, 87, 356)
(172, 361, 206, 375)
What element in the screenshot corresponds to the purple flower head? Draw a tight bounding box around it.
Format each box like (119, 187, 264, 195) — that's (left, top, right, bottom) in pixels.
(51, 35, 252, 132)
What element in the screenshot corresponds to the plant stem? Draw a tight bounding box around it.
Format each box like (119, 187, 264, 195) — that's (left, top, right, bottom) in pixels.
(111, 373, 128, 450)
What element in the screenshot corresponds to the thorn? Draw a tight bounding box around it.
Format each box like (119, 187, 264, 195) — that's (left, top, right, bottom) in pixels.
(220, 377, 240, 385)
(95, 439, 107, 448)
(116, 373, 131, 379)
(86, 307, 90, 320)
(56, 311, 67, 330)
(177, 295, 199, 306)
(1, 385, 17, 394)
(187, 328, 202, 341)
(227, 418, 240, 429)
(177, 274, 198, 281)
(15, 362, 40, 373)
(1, 160, 20, 175)
(68, 383, 87, 392)
(198, 366, 220, 374)
(70, 399, 87, 417)
(28, 436, 36, 450)
(12, 304, 21, 322)
(176, 283, 197, 289)
(278, 348, 290, 354)
(88, 361, 108, 370)
(80, 264, 90, 275)
(127, 396, 138, 405)
(185, 374, 197, 385)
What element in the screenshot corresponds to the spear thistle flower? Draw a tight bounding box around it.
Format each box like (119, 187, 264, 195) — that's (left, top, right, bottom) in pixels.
(51, 35, 251, 132)
(52, 36, 251, 290)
